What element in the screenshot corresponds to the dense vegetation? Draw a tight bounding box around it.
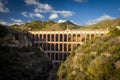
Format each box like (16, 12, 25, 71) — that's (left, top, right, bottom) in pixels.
(0, 24, 53, 80)
(58, 27, 120, 80)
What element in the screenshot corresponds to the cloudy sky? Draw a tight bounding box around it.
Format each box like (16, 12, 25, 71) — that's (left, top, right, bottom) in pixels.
(0, 0, 120, 25)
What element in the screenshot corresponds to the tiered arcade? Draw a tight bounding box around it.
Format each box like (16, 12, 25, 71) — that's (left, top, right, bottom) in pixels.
(29, 29, 108, 64)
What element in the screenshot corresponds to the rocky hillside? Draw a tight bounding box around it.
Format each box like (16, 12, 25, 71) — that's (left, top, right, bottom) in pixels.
(0, 24, 53, 80)
(11, 20, 80, 31)
(58, 26, 120, 80)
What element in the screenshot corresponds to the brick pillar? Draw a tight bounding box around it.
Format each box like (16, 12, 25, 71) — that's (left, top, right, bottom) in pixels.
(67, 33, 68, 52)
(54, 44, 56, 60)
(62, 34, 64, 52)
(58, 33, 60, 61)
(34, 34, 36, 46)
(89, 34, 91, 40)
(71, 33, 73, 51)
(34, 34, 36, 41)
(42, 33, 44, 49)
(76, 33, 77, 44)
(46, 34, 48, 51)
(50, 33, 52, 60)
(80, 34, 82, 42)
(94, 34, 96, 38)
(46, 34, 48, 42)
(54, 33, 56, 60)
(38, 33, 40, 41)
(85, 34, 87, 42)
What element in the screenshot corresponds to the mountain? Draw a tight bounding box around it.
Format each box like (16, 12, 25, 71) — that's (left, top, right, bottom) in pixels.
(11, 18, 120, 31)
(0, 24, 53, 80)
(58, 26, 120, 80)
(84, 18, 120, 29)
(11, 20, 80, 31)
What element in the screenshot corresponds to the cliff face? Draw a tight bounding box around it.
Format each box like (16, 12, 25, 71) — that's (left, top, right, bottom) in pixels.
(0, 24, 53, 80)
(0, 24, 32, 47)
(58, 27, 120, 80)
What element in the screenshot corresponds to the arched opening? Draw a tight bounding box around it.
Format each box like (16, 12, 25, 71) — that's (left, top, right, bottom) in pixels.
(68, 44, 71, 51)
(86, 34, 89, 41)
(51, 34, 54, 41)
(56, 43, 58, 51)
(51, 53, 54, 60)
(51, 43, 54, 51)
(64, 44, 67, 51)
(60, 44, 62, 51)
(60, 53, 62, 60)
(68, 34, 71, 42)
(60, 34, 63, 41)
(36, 34, 38, 41)
(56, 53, 58, 60)
(48, 34, 50, 41)
(43, 34, 46, 41)
(64, 34, 67, 41)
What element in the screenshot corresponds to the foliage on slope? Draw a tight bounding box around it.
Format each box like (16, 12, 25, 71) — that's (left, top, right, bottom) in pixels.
(0, 24, 53, 80)
(58, 27, 120, 80)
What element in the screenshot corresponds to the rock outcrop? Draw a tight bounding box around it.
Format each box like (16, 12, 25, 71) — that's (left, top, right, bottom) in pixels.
(0, 24, 53, 80)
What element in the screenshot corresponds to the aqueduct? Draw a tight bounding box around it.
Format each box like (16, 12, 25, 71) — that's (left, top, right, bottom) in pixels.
(29, 29, 108, 64)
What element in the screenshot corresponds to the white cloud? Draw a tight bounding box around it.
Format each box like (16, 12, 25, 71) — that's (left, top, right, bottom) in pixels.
(11, 18, 23, 25)
(86, 14, 115, 25)
(0, 0, 9, 13)
(57, 20, 66, 23)
(21, 11, 44, 18)
(74, 0, 88, 3)
(25, 0, 39, 6)
(23, 0, 74, 19)
(0, 21, 9, 25)
(21, 11, 34, 18)
(34, 8, 47, 13)
(49, 13, 58, 19)
(34, 13, 44, 18)
(0, 20, 14, 26)
(25, 0, 53, 12)
(21, 11, 28, 17)
(118, 8, 120, 11)
(52, 10, 74, 17)
(11, 18, 23, 23)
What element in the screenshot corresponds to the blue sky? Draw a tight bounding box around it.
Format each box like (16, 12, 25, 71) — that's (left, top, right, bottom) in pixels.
(0, 0, 120, 25)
